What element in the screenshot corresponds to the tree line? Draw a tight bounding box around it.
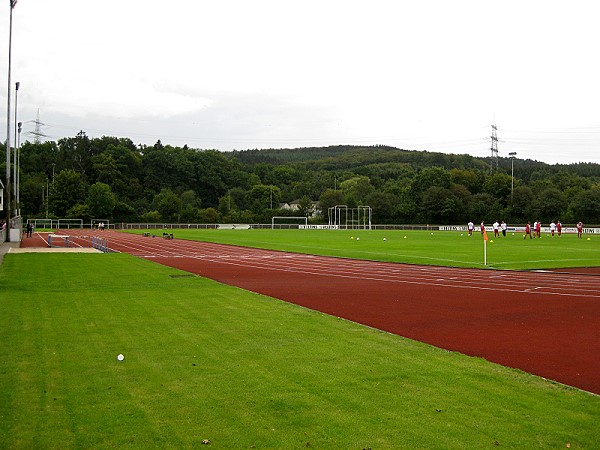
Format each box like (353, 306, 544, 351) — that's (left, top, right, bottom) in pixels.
(2, 134, 600, 225)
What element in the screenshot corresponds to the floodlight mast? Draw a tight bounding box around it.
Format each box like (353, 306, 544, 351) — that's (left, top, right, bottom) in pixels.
(13, 81, 19, 216)
(5, 0, 17, 237)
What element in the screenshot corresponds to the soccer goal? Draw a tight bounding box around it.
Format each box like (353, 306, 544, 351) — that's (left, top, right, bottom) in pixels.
(328, 205, 372, 230)
(271, 216, 308, 229)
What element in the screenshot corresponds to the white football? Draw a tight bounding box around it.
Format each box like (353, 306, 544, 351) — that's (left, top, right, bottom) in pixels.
(117, 354, 124, 361)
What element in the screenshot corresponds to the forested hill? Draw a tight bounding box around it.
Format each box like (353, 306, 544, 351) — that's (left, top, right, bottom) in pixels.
(231, 144, 600, 179)
(232, 145, 489, 170)
(4, 135, 600, 225)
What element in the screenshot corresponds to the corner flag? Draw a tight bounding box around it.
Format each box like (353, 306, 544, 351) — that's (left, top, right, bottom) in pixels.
(483, 227, 489, 265)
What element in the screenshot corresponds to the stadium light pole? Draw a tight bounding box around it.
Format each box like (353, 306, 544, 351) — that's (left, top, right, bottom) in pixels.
(509, 151, 517, 204)
(5, 0, 18, 238)
(17, 120, 22, 215)
(13, 81, 19, 216)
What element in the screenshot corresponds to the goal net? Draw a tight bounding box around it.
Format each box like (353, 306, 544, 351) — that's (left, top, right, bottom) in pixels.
(271, 216, 308, 229)
(328, 205, 372, 230)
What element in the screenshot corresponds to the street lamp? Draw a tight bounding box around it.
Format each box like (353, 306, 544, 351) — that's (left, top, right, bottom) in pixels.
(509, 152, 517, 204)
(5, 0, 18, 238)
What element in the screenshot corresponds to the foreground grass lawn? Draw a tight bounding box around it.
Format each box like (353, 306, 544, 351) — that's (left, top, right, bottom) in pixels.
(1, 253, 599, 449)
(126, 228, 600, 270)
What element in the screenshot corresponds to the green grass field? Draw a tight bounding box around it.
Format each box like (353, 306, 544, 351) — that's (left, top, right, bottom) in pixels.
(127, 228, 600, 270)
(1, 252, 599, 449)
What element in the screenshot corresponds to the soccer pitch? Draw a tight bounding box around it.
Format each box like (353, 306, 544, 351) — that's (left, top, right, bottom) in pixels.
(128, 228, 600, 270)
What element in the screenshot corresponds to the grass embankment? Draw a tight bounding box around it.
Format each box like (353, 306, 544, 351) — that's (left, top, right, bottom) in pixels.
(1, 253, 598, 448)
(126, 228, 600, 270)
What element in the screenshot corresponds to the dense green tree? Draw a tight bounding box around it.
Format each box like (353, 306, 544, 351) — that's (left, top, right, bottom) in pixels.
(365, 191, 399, 224)
(56, 131, 95, 179)
(450, 184, 472, 223)
(339, 176, 374, 203)
(18, 141, 60, 177)
(420, 187, 460, 224)
(247, 185, 281, 213)
(199, 208, 220, 223)
(143, 145, 195, 193)
(297, 196, 315, 218)
(179, 190, 202, 223)
(483, 172, 512, 207)
(291, 180, 320, 202)
(222, 208, 255, 224)
(508, 186, 534, 223)
(395, 188, 417, 223)
(50, 169, 87, 217)
(191, 150, 245, 207)
(18, 172, 47, 216)
(91, 153, 119, 185)
(531, 188, 568, 223)
(318, 189, 345, 222)
(67, 203, 91, 220)
(450, 168, 483, 194)
(113, 201, 139, 223)
(569, 189, 600, 224)
(87, 182, 117, 219)
(469, 193, 497, 224)
(153, 188, 182, 222)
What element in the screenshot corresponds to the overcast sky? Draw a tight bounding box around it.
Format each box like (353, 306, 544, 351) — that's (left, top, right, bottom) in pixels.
(2, 0, 599, 164)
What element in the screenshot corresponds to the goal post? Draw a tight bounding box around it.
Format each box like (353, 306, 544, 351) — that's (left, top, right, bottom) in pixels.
(328, 205, 372, 230)
(271, 216, 308, 229)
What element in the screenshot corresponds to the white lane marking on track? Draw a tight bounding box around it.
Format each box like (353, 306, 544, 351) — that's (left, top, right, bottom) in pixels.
(91, 231, 600, 299)
(180, 256, 600, 299)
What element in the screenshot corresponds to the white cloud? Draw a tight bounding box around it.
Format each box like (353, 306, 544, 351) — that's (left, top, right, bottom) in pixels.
(1, 0, 599, 164)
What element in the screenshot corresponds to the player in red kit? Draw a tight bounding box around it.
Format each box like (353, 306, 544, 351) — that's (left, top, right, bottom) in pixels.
(524, 222, 532, 239)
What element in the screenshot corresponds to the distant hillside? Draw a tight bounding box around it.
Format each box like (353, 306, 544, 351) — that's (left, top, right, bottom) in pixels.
(232, 145, 490, 170)
(231, 144, 600, 179)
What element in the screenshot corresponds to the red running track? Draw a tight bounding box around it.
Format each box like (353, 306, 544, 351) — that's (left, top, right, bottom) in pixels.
(22, 231, 600, 395)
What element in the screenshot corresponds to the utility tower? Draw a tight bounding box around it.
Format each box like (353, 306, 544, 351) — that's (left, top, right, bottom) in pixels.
(29, 108, 49, 144)
(489, 124, 499, 173)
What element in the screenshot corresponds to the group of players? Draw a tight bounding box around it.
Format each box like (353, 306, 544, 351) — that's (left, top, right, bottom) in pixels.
(466, 220, 585, 239)
(522, 220, 584, 239)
